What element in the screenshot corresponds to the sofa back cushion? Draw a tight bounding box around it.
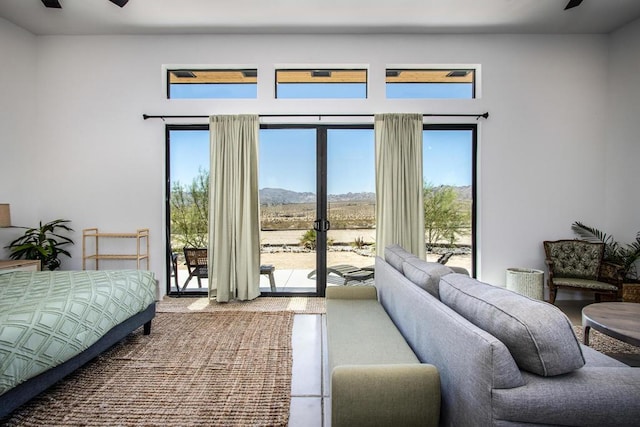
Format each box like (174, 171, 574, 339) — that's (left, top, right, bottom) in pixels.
(384, 244, 418, 274)
(439, 274, 585, 376)
(402, 257, 453, 298)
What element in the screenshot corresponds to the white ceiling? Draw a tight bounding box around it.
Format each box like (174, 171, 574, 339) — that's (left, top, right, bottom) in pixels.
(1, 0, 640, 36)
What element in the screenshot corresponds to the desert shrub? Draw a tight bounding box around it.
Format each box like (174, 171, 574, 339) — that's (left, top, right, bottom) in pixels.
(424, 182, 470, 246)
(298, 229, 335, 249)
(171, 168, 209, 248)
(351, 236, 366, 249)
(300, 229, 317, 249)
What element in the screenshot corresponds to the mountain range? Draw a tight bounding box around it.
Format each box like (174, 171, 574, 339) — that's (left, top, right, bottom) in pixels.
(259, 186, 471, 204)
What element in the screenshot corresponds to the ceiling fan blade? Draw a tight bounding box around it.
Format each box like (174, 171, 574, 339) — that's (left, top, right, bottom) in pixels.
(41, 0, 128, 8)
(41, 0, 62, 8)
(564, 0, 583, 10)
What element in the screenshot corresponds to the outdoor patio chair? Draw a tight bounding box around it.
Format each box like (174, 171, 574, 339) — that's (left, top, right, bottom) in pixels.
(181, 248, 276, 293)
(543, 239, 624, 304)
(170, 251, 179, 290)
(307, 264, 374, 285)
(182, 247, 208, 291)
(437, 252, 453, 264)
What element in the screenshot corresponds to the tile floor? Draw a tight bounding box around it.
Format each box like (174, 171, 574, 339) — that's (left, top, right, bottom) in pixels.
(287, 299, 639, 427)
(289, 314, 328, 427)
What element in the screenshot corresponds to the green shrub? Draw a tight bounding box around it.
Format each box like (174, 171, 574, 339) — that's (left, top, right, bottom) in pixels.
(300, 229, 317, 249)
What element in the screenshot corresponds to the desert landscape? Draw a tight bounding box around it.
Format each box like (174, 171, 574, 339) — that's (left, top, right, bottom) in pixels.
(260, 228, 472, 273)
(172, 187, 473, 287)
(259, 191, 472, 273)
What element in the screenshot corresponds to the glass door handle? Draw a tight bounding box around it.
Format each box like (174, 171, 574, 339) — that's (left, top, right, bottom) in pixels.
(313, 219, 331, 232)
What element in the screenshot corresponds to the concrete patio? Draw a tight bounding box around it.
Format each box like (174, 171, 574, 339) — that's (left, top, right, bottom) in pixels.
(170, 266, 375, 294)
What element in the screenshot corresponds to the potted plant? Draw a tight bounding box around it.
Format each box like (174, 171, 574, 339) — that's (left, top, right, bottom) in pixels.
(571, 221, 640, 281)
(5, 219, 74, 271)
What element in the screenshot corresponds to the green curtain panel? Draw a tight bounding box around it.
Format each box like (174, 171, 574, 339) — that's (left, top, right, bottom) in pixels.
(374, 113, 425, 259)
(208, 115, 261, 302)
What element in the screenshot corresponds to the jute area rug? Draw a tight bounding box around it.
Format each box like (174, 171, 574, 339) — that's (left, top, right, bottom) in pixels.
(157, 296, 326, 314)
(573, 325, 640, 360)
(5, 311, 294, 427)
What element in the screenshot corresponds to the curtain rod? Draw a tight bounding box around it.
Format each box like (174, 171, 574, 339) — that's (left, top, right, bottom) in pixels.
(142, 112, 489, 121)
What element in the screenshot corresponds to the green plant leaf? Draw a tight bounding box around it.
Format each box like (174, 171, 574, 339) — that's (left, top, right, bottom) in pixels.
(3, 219, 74, 270)
(571, 221, 640, 280)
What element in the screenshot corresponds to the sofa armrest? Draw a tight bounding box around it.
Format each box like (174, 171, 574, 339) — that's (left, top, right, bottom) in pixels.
(326, 285, 377, 300)
(331, 364, 440, 427)
(449, 266, 469, 275)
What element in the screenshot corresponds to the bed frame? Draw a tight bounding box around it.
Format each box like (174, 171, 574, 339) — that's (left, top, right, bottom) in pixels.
(0, 302, 156, 419)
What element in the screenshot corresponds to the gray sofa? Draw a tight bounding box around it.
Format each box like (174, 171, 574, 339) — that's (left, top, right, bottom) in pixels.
(373, 244, 640, 426)
(326, 285, 440, 427)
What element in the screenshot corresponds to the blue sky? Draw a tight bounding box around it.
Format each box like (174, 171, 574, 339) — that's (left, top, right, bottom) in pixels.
(170, 130, 210, 186)
(170, 128, 472, 195)
(171, 84, 257, 99)
(277, 83, 367, 99)
(259, 128, 379, 194)
(170, 82, 472, 100)
(423, 130, 473, 187)
(387, 83, 473, 99)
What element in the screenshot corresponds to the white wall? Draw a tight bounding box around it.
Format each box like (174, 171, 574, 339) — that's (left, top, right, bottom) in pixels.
(1, 25, 624, 294)
(605, 18, 640, 244)
(0, 18, 37, 259)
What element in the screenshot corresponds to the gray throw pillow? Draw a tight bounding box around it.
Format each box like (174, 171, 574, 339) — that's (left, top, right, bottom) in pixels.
(439, 274, 585, 376)
(384, 244, 418, 273)
(402, 257, 453, 298)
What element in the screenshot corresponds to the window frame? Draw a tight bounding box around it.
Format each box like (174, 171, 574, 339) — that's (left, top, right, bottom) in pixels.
(164, 122, 478, 295)
(166, 68, 258, 99)
(386, 68, 476, 99)
(274, 68, 369, 99)
(423, 123, 477, 277)
(165, 123, 210, 296)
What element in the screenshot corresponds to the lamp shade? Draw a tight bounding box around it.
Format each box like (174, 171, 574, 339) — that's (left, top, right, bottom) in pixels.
(0, 204, 11, 227)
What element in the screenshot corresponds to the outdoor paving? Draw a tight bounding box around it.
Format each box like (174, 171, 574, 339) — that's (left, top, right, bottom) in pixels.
(172, 266, 373, 294)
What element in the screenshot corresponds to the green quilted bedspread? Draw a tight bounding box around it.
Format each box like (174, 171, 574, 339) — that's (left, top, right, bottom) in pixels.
(0, 270, 156, 396)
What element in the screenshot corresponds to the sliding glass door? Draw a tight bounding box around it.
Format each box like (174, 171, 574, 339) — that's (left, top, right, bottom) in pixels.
(258, 125, 376, 295)
(259, 128, 319, 294)
(166, 125, 210, 295)
(423, 125, 476, 276)
(326, 129, 376, 285)
(165, 123, 476, 296)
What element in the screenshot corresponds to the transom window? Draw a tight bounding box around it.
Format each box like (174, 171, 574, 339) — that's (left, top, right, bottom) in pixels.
(167, 69, 257, 99)
(386, 69, 475, 99)
(275, 69, 368, 99)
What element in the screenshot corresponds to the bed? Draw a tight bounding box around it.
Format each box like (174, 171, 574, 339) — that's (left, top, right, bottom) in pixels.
(0, 269, 157, 419)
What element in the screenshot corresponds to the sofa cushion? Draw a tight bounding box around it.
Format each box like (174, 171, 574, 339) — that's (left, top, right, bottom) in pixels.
(439, 274, 585, 376)
(402, 258, 453, 298)
(385, 244, 418, 274)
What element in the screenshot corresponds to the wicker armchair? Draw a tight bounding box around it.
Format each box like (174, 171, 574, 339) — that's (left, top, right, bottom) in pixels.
(543, 240, 624, 304)
(182, 247, 208, 291)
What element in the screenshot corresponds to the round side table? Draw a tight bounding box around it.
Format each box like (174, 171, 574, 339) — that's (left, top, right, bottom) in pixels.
(582, 302, 640, 347)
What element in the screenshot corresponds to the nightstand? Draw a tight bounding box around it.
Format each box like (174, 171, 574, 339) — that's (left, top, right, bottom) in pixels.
(0, 259, 41, 272)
